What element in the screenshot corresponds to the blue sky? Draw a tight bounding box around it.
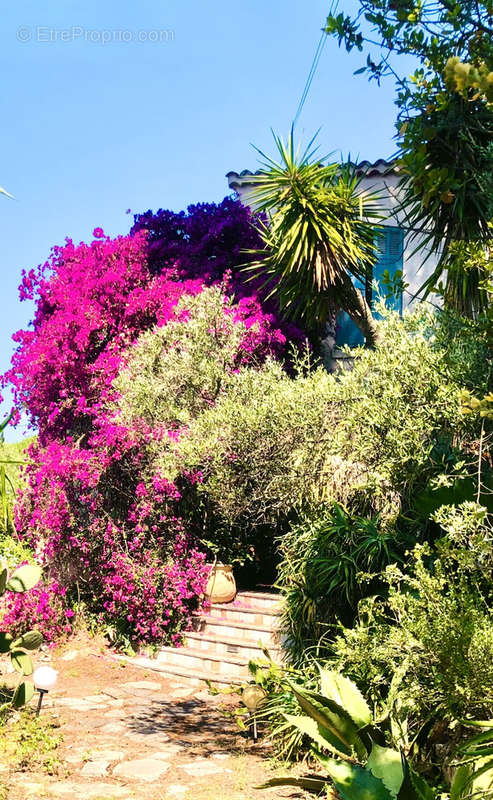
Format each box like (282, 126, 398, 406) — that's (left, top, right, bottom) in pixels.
(1, 0, 407, 440)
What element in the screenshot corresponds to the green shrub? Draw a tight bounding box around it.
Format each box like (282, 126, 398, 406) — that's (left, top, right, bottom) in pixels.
(112, 285, 287, 566)
(331, 503, 493, 733)
(0, 436, 34, 538)
(172, 307, 486, 570)
(114, 286, 254, 431)
(277, 503, 402, 663)
(172, 351, 332, 526)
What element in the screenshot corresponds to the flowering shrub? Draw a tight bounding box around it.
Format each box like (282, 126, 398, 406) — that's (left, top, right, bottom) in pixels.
(130, 198, 263, 283)
(1, 577, 73, 646)
(100, 536, 209, 644)
(2, 199, 290, 645)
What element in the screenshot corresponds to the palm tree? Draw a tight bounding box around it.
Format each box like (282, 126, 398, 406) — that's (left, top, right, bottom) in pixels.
(244, 132, 384, 356)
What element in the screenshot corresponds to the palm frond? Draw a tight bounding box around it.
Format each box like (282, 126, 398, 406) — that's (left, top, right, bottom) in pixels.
(244, 131, 384, 330)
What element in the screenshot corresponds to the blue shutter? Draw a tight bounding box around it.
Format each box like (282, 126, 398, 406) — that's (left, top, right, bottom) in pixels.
(336, 226, 404, 347)
(372, 227, 404, 317)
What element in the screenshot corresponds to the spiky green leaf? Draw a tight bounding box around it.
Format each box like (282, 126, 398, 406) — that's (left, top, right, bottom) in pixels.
(289, 683, 367, 758)
(319, 667, 372, 729)
(450, 765, 473, 800)
(367, 743, 404, 797)
(257, 776, 329, 794)
(397, 755, 435, 800)
(284, 713, 353, 761)
(319, 754, 394, 800)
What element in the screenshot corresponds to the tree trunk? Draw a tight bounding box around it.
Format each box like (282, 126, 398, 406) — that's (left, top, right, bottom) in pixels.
(320, 304, 338, 372)
(335, 271, 382, 348)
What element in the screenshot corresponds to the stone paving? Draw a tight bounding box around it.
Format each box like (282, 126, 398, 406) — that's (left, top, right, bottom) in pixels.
(5, 641, 291, 800)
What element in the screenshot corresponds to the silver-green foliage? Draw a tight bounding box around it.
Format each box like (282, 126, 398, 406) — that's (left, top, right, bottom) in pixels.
(174, 308, 483, 533)
(114, 287, 250, 431)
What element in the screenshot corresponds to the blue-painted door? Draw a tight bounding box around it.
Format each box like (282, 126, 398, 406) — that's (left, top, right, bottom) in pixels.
(336, 226, 404, 347)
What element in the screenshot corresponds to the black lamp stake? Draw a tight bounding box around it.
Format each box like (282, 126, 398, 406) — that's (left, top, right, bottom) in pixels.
(36, 688, 48, 716)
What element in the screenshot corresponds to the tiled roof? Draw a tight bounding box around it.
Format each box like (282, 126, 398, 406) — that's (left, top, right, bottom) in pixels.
(351, 158, 397, 177)
(226, 158, 397, 189)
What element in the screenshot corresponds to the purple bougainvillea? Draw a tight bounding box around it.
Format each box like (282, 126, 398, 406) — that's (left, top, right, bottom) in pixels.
(1, 198, 295, 646)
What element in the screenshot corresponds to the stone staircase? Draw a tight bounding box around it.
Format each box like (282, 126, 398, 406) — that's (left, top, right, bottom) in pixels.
(127, 591, 283, 687)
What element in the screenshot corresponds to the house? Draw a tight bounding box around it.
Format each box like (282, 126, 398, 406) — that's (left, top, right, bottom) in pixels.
(226, 159, 439, 347)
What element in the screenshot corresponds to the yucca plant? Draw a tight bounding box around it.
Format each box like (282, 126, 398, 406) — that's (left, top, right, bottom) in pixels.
(244, 131, 384, 350)
(259, 666, 438, 799)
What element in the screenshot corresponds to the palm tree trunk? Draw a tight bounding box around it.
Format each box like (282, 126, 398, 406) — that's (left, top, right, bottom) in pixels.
(320, 304, 338, 372)
(335, 271, 381, 348)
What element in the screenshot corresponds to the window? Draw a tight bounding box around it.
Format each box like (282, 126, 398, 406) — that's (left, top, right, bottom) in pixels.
(336, 226, 404, 347)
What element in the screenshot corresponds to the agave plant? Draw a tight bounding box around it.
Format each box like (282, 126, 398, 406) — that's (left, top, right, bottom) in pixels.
(244, 131, 384, 350)
(453, 719, 493, 799)
(259, 666, 438, 799)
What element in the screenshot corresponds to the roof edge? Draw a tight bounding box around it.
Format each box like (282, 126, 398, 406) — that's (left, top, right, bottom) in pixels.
(227, 158, 398, 189)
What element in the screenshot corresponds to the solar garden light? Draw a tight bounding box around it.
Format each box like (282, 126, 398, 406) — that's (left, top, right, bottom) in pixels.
(33, 666, 58, 715)
(242, 684, 266, 742)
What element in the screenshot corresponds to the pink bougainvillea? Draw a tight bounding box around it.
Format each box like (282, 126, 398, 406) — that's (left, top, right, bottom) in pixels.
(1, 577, 73, 646)
(2, 199, 295, 645)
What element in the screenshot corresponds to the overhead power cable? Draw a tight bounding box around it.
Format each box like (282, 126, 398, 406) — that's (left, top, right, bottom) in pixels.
(292, 4, 337, 129)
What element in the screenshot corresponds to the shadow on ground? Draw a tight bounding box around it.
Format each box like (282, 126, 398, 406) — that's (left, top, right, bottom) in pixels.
(126, 697, 264, 756)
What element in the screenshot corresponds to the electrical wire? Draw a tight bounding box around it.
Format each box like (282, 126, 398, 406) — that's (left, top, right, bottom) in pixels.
(292, 4, 338, 129)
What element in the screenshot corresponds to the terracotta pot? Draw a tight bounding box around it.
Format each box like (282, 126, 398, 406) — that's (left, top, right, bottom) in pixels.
(206, 563, 236, 604)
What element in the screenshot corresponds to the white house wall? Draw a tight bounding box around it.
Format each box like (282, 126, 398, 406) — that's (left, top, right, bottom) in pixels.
(228, 169, 440, 311)
(358, 171, 440, 310)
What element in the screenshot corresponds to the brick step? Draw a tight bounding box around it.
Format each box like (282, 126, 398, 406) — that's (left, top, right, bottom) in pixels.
(235, 591, 282, 611)
(208, 603, 279, 627)
(185, 630, 282, 661)
(155, 645, 250, 679)
(121, 653, 245, 687)
(197, 615, 279, 646)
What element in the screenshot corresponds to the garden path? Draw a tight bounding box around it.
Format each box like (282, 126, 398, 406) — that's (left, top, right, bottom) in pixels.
(4, 634, 295, 800)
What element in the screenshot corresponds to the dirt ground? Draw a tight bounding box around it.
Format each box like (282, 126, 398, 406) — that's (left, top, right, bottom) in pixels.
(0, 633, 303, 800)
